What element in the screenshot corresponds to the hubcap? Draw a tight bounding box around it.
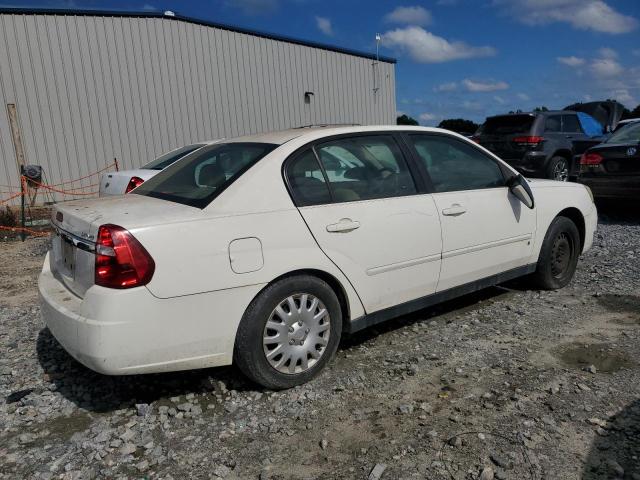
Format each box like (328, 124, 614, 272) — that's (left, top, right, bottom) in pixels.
(263, 293, 330, 375)
(550, 232, 572, 278)
(553, 160, 568, 182)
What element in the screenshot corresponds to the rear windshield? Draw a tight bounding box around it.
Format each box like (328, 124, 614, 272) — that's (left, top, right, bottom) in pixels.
(606, 122, 640, 144)
(480, 115, 535, 135)
(142, 143, 206, 170)
(133, 142, 277, 208)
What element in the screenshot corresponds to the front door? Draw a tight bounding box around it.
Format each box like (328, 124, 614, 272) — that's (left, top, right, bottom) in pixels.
(286, 134, 442, 313)
(405, 133, 536, 292)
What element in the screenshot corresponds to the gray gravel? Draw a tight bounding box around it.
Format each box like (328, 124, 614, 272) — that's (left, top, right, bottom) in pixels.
(1, 202, 639, 479)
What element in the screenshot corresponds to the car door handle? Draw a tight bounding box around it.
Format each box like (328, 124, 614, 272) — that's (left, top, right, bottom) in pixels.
(442, 204, 466, 216)
(326, 218, 360, 233)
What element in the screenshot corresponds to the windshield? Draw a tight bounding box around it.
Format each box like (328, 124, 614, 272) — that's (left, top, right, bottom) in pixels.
(142, 144, 206, 170)
(480, 115, 535, 135)
(607, 122, 640, 144)
(133, 142, 277, 208)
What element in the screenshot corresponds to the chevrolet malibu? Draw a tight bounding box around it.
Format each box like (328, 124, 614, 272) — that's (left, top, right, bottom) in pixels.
(40, 126, 597, 389)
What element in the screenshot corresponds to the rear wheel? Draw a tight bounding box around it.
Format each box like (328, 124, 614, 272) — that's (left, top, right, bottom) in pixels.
(234, 275, 342, 389)
(531, 216, 580, 289)
(547, 156, 569, 182)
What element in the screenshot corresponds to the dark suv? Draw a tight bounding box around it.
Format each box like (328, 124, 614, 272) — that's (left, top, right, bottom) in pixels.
(475, 101, 623, 181)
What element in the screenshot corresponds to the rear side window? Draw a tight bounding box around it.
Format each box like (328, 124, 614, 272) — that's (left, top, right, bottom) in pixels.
(315, 136, 416, 202)
(562, 114, 583, 133)
(481, 115, 535, 135)
(544, 115, 562, 132)
(287, 150, 332, 206)
(409, 135, 505, 193)
(133, 142, 276, 208)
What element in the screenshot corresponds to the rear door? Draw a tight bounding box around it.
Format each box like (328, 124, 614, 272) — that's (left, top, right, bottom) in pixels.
(286, 134, 442, 313)
(405, 133, 536, 291)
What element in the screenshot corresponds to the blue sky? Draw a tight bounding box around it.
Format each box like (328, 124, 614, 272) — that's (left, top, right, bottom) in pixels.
(3, 0, 640, 125)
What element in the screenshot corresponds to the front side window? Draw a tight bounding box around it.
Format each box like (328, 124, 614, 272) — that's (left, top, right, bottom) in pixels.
(133, 142, 276, 208)
(562, 114, 583, 133)
(409, 135, 506, 193)
(314, 136, 416, 202)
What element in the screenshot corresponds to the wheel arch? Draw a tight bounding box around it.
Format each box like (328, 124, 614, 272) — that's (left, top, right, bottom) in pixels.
(556, 207, 586, 252)
(245, 268, 354, 327)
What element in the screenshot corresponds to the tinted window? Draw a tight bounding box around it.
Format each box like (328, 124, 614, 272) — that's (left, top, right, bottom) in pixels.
(133, 142, 276, 208)
(607, 122, 640, 144)
(142, 144, 205, 170)
(481, 115, 534, 135)
(562, 114, 582, 133)
(410, 135, 505, 193)
(544, 115, 562, 132)
(287, 149, 332, 206)
(315, 136, 416, 202)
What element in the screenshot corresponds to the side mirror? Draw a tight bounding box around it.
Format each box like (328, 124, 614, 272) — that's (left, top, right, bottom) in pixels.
(508, 174, 535, 209)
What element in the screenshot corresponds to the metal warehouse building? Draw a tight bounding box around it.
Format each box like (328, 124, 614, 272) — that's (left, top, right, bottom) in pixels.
(0, 8, 396, 202)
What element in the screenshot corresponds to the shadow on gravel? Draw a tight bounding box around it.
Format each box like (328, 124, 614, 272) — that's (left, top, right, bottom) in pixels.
(582, 398, 640, 479)
(36, 328, 257, 413)
(595, 199, 640, 226)
(341, 285, 514, 350)
(37, 284, 515, 412)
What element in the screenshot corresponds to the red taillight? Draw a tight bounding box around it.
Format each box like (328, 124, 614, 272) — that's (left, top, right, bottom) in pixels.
(95, 224, 155, 289)
(125, 176, 145, 193)
(580, 152, 603, 165)
(513, 136, 544, 146)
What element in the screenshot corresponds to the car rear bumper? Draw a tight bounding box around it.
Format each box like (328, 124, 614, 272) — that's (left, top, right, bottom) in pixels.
(39, 253, 265, 375)
(579, 176, 640, 199)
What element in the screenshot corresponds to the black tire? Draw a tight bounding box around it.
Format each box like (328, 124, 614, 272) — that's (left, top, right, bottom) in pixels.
(531, 216, 581, 290)
(546, 156, 569, 182)
(234, 275, 342, 390)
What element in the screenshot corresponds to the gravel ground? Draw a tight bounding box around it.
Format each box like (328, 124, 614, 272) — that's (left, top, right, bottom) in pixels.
(1, 202, 639, 480)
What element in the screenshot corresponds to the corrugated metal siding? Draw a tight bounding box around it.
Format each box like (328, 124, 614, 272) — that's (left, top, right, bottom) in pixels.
(0, 13, 396, 204)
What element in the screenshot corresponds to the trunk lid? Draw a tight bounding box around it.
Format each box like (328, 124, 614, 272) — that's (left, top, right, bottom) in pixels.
(589, 144, 640, 175)
(50, 194, 202, 298)
(564, 101, 625, 132)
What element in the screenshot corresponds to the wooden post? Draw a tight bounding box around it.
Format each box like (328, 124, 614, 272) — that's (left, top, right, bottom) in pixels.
(7, 104, 26, 171)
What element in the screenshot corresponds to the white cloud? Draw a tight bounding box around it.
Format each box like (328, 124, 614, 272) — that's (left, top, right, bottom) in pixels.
(557, 56, 585, 67)
(493, 95, 506, 104)
(434, 82, 458, 92)
(462, 79, 509, 92)
(609, 89, 637, 106)
(493, 0, 638, 34)
(385, 6, 432, 26)
(590, 58, 623, 77)
(382, 26, 496, 63)
(315, 16, 333, 36)
(597, 47, 618, 59)
(142, 4, 157, 11)
(633, 49, 640, 57)
(419, 112, 436, 121)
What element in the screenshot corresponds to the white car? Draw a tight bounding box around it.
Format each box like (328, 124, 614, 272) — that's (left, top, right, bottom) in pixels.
(98, 143, 210, 196)
(40, 126, 597, 389)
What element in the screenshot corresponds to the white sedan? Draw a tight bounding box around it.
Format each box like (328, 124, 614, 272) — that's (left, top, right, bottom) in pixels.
(40, 126, 597, 389)
(98, 142, 210, 196)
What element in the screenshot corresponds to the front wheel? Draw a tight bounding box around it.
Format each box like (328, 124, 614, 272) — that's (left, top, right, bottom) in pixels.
(234, 275, 342, 389)
(531, 216, 580, 289)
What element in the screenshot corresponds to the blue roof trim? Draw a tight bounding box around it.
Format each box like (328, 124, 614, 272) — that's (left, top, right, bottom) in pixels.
(0, 7, 397, 64)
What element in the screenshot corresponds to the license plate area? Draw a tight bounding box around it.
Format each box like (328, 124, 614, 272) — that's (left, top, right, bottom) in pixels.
(60, 235, 76, 279)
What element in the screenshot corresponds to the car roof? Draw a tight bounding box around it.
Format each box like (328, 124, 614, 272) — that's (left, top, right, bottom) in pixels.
(220, 125, 458, 146)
